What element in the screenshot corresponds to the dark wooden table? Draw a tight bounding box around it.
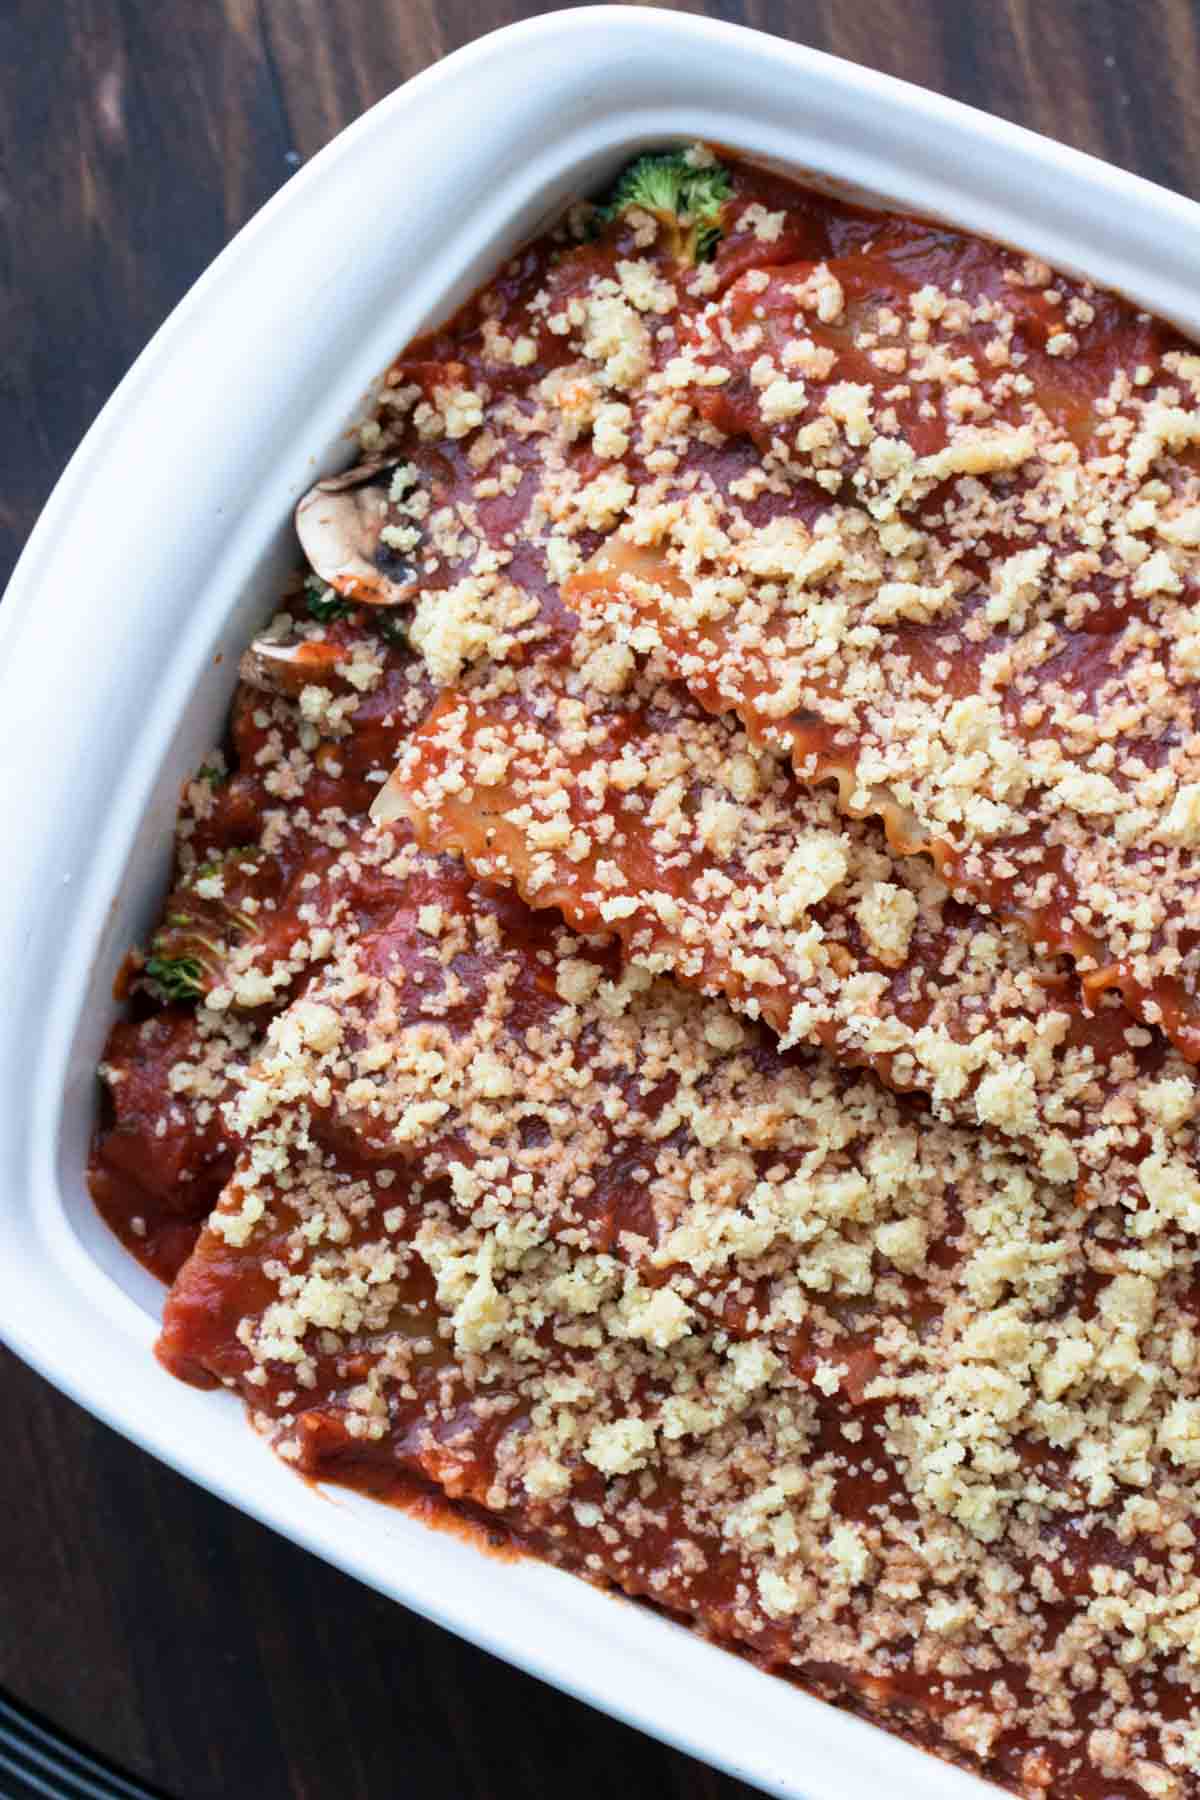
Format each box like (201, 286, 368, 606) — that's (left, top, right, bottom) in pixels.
(2, 3, 1199, 1795)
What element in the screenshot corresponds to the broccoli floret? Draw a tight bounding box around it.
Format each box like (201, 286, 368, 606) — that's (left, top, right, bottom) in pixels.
(144, 953, 207, 1003)
(147, 912, 226, 997)
(599, 148, 732, 266)
(141, 851, 266, 1005)
(304, 573, 351, 623)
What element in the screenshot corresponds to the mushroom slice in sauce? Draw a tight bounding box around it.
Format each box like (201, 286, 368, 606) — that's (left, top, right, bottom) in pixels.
(294, 459, 421, 607)
(240, 637, 348, 699)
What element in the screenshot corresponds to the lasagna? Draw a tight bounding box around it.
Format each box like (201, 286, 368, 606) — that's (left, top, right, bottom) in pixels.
(92, 147, 1200, 1798)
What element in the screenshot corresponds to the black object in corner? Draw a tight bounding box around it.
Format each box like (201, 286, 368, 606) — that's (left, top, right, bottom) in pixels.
(0, 1692, 166, 1800)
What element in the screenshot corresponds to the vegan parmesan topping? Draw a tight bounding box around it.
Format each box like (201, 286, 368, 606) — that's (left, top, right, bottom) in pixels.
(92, 148, 1200, 1798)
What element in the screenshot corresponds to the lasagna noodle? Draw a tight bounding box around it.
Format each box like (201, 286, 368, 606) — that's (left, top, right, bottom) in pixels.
(658, 236, 1200, 1054)
(159, 843, 1200, 1798)
(560, 381, 1200, 1060)
(383, 654, 1200, 1219)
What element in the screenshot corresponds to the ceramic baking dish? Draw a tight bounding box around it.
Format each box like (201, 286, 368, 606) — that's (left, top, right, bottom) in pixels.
(4, 10, 1200, 1796)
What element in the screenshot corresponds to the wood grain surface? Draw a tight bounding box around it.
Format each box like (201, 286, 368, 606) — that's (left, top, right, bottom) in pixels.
(2, 3, 1199, 1796)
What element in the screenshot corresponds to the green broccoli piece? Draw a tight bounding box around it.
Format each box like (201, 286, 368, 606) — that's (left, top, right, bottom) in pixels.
(142, 851, 266, 1005)
(147, 912, 226, 999)
(144, 953, 207, 1003)
(304, 573, 351, 623)
(598, 148, 732, 266)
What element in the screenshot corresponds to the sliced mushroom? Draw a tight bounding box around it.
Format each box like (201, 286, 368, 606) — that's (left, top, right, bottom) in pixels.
(240, 637, 348, 699)
(295, 459, 422, 607)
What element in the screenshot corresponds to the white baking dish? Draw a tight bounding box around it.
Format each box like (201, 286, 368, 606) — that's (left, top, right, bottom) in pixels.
(3, 9, 1199, 1795)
